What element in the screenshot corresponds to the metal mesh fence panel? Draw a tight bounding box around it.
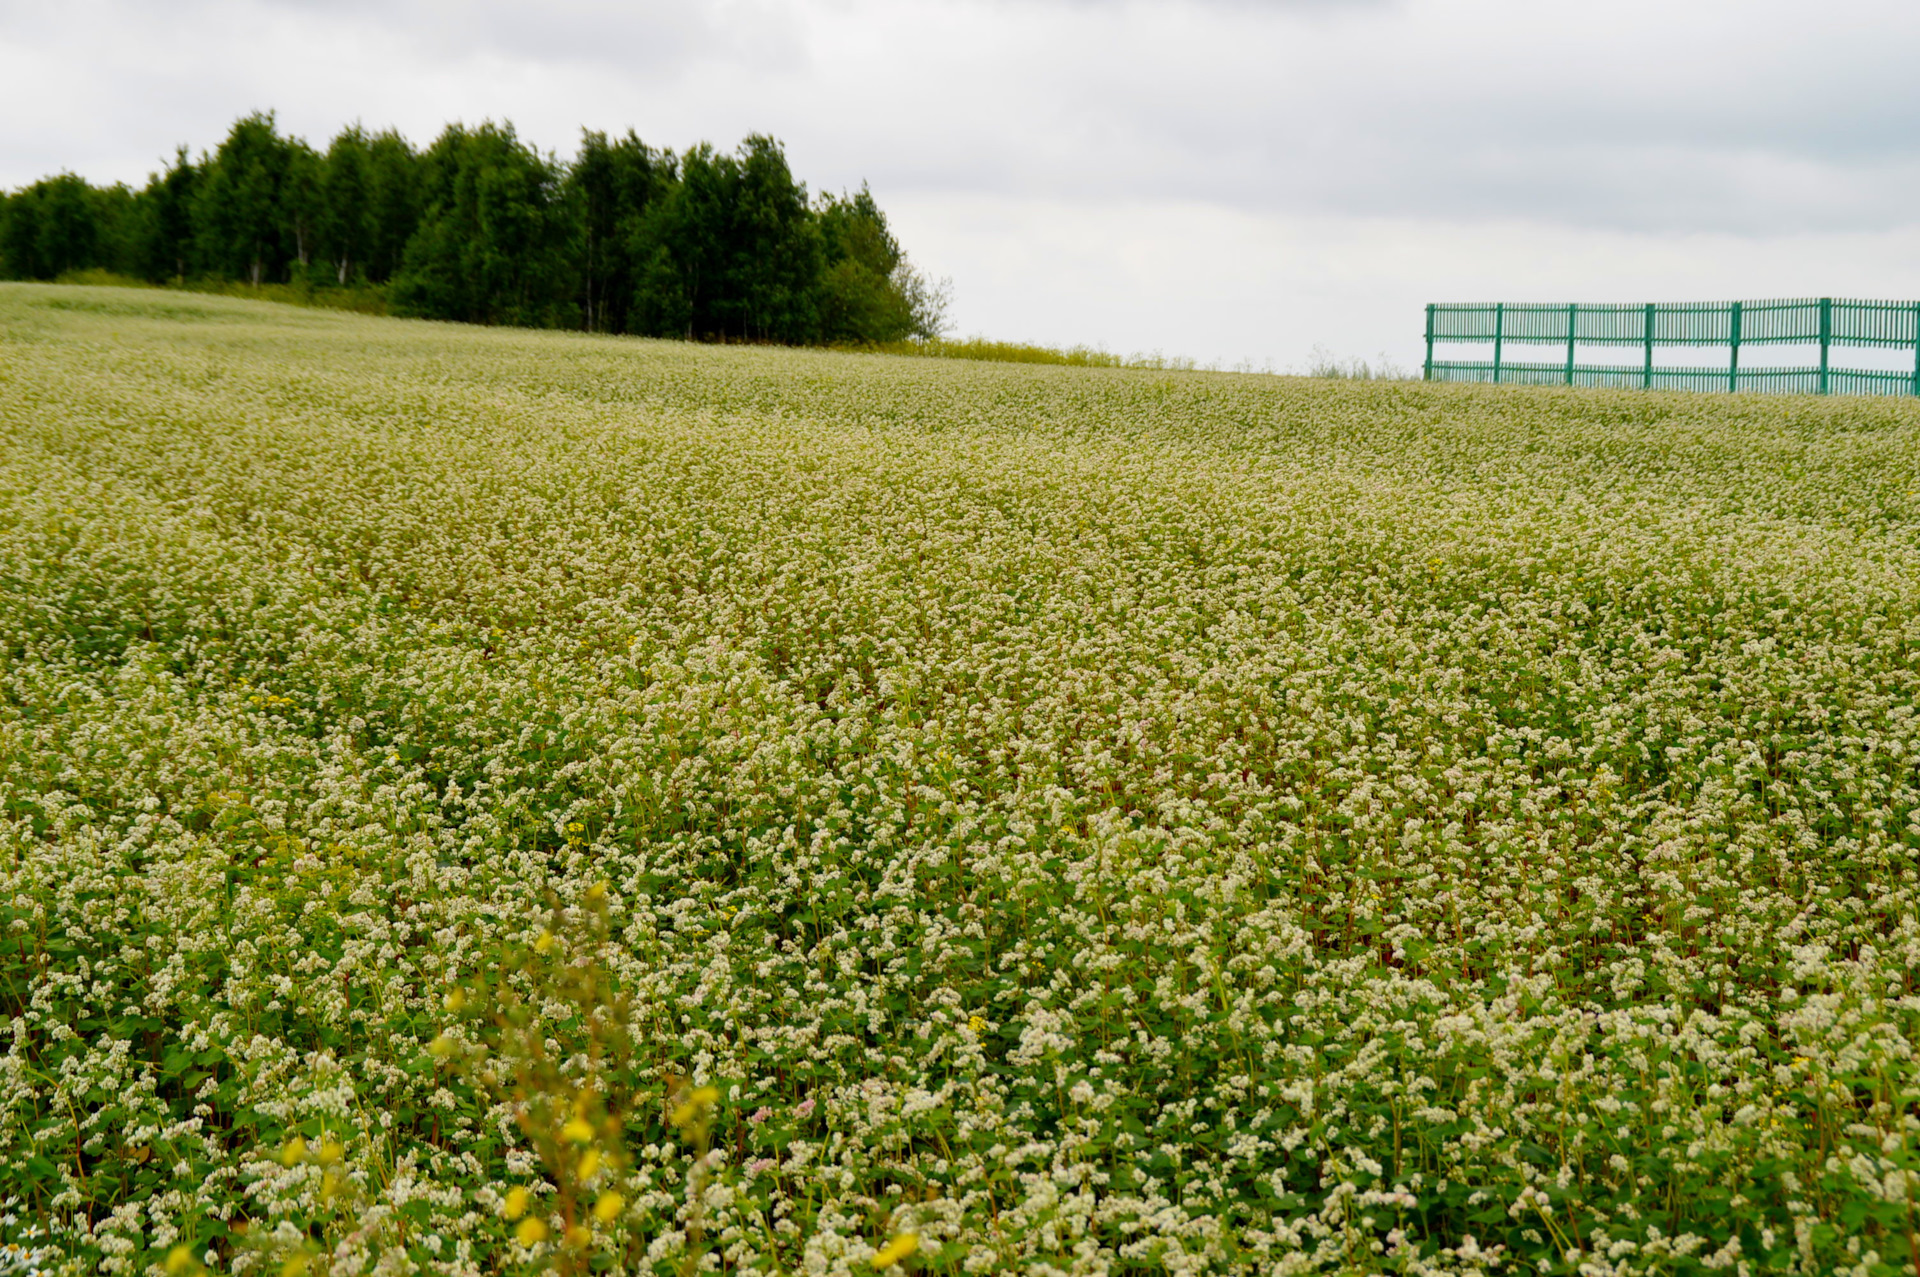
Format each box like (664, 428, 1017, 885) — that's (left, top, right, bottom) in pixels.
(1424, 298, 1920, 396)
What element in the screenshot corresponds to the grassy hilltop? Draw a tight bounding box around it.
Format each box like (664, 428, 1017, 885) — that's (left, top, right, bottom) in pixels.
(3, 283, 1920, 1275)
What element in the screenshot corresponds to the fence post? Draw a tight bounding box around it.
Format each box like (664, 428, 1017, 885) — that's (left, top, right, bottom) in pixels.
(1493, 302, 1504, 384)
(1565, 302, 1577, 385)
(1818, 297, 1831, 394)
(1424, 303, 1435, 382)
(1912, 302, 1919, 397)
(1643, 303, 1655, 389)
(1728, 300, 1741, 393)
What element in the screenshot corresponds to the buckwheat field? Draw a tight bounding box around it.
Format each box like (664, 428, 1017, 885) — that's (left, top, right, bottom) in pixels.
(4, 283, 1920, 1277)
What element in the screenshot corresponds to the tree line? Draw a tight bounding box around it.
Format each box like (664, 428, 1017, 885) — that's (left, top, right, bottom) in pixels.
(0, 112, 949, 344)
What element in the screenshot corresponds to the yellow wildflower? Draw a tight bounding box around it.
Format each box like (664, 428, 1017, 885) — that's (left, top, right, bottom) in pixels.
(671, 1084, 721, 1130)
(872, 1234, 920, 1268)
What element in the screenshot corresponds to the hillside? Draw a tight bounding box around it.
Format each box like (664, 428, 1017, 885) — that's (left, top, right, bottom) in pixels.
(3, 283, 1919, 1276)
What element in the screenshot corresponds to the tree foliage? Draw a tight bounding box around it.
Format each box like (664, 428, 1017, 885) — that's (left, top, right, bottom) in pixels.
(0, 113, 949, 345)
(389, 122, 577, 328)
(569, 129, 674, 335)
(193, 111, 306, 286)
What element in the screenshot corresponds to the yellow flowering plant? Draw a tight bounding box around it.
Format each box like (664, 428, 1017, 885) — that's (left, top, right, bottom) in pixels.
(434, 885, 648, 1275)
(6, 284, 1920, 1275)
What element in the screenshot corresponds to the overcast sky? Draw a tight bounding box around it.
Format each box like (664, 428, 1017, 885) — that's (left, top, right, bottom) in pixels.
(5, 0, 1920, 368)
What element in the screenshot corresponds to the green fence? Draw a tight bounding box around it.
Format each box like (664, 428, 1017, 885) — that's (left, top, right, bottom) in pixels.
(1423, 298, 1920, 395)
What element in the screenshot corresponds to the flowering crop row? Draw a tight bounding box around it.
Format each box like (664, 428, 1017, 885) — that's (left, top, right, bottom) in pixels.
(2, 283, 1919, 1275)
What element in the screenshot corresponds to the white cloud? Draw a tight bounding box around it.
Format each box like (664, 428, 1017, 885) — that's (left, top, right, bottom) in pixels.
(890, 193, 1920, 370)
(4, 0, 1918, 365)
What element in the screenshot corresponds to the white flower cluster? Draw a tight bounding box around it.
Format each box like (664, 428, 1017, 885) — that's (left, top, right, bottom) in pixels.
(2, 284, 1919, 1275)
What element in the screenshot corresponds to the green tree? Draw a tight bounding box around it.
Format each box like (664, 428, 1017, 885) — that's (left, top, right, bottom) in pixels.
(362, 130, 422, 284)
(815, 186, 915, 343)
(0, 184, 49, 279)
(728, 135, 822, 342)
(0, 175, 105, 279)
(40, 175, 102, 278)
(629, 136, 821, 343)
(134, 148, 200, 281)
(47, 178, 100, 278)
(318, 126, 373, 285)
(195, 112, 298, 285)
(91, 182, 141, 275)
(627, 144, 719, 339)
(1, 114, 946, 347)
(283, 138, 324, 278)
(389, 122, 577, 327)
(314, 125, 420, 287)
(568, 129, 673, 333)
(815, 185, 950, 342)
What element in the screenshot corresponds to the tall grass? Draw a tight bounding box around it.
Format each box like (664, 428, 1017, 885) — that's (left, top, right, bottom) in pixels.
(849, 335, 1204, 370)
(52, 270, 1417, 379)
(862, 338, 1421, 380)
(1302, 343, 1415, 380)
(54, 268, 391, 315)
